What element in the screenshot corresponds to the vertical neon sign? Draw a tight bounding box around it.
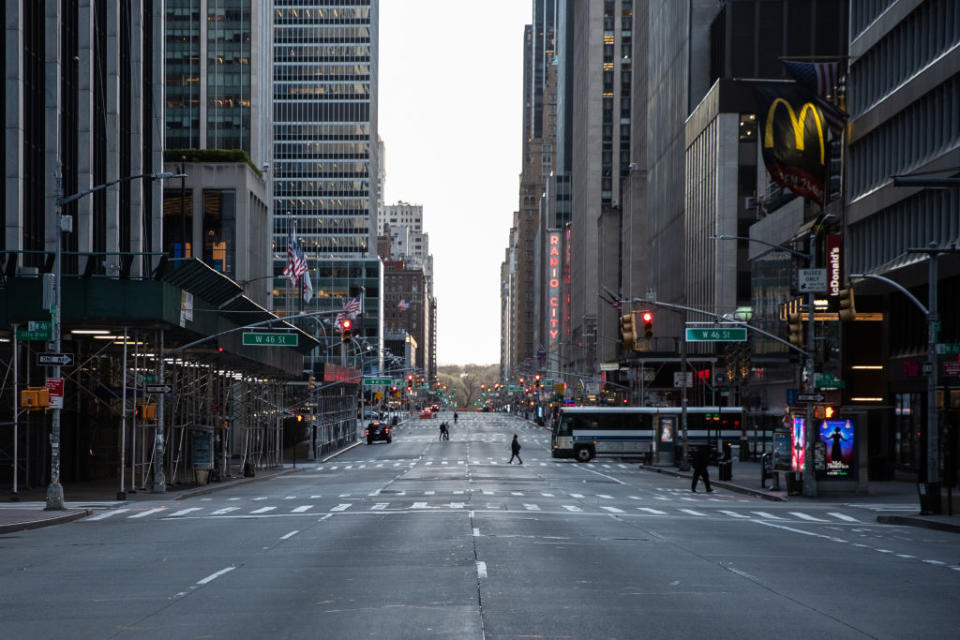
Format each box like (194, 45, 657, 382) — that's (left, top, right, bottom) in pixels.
(547, 232, 562, 361)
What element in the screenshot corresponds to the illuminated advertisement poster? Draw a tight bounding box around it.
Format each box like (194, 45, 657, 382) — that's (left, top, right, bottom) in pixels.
(546, 231, 562, 361)
(792, 417, 805, 471)
(819, 419, 854, 477)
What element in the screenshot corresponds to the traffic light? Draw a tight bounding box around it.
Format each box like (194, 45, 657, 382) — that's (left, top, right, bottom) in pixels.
(787, 312, 804, 347)
(534, 374, 541, 388)
(620, 313, 636, 350)
(340, 318, 352, 342)
(837, 287, 856, 321)
(641, 311, 654, 339)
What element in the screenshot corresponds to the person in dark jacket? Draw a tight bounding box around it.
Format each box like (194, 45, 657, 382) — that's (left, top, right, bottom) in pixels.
(508, 434, 523, 464)
(691, 446, 713, 492)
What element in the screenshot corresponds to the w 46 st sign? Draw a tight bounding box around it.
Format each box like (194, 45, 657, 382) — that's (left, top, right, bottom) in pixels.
(685, 328, 747, 342)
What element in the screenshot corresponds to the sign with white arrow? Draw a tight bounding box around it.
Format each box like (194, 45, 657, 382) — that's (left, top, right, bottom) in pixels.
(38, 353, 73, 366)
(145, 384, 172, 394)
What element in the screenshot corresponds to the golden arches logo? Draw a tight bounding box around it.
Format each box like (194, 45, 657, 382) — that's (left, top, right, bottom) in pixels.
(763, 98, 825, 165)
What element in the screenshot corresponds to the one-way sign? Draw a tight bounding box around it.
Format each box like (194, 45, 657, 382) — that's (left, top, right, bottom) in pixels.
(38, 353, 73, 366)
(797, 393, 825, 403)
(145, 384, 172, 394)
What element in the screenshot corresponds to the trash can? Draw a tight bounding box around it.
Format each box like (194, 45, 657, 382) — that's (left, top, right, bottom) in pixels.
(918, 482, 942, 515)
(786, 471, 802, 496)
(718, 460, 732, 481)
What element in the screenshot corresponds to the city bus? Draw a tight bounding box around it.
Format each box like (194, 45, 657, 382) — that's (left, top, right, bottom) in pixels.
(550, 406, 744, 462)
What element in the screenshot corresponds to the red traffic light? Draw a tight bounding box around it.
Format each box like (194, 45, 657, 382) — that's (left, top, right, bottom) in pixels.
(341, 318, 352, 331)
(641, 311, 653, 323)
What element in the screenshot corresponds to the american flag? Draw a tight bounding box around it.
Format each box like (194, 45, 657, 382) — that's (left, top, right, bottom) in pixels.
(335, 294, 362, 327)
(397, 299, 410, 312)
(281, 231, 308, 284)
(782, 60, 848, 134)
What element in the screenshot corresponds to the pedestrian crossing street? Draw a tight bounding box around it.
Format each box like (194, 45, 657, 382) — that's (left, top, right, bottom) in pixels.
(315, 459, 635, 471)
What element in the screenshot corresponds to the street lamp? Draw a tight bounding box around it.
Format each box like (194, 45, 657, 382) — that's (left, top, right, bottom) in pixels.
(46, 171, 185, 510)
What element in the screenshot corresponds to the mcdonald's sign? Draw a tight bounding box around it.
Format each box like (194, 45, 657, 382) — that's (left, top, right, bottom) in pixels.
(755, 86, 828, 206)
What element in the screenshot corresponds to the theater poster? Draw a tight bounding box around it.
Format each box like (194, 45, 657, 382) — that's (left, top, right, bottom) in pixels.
(792, 417, 805, 472)
(819, 419, 855, 478)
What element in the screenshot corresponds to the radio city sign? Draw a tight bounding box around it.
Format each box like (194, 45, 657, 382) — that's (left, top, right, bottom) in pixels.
(547, 232, 562, 344)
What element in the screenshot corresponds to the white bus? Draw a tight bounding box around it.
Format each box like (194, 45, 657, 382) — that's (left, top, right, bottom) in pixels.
(551, 406, 744, 462)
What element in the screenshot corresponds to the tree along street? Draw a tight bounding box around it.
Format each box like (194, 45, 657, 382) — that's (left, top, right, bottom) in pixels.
(1, 412, 957, 639)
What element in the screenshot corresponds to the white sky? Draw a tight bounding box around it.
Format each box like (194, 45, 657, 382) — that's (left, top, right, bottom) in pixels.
(379, 1, 531, 366)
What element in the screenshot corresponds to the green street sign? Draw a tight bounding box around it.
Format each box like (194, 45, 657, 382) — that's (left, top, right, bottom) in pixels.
(937, 343, 960, 355)
(363, 378, 392, 386)
(506, 386, 523, 392)
(685, 327, 748, 342)
(242, 332, 298, 347)
(140, 373, 158, 384)
(15, 320, 53, 342)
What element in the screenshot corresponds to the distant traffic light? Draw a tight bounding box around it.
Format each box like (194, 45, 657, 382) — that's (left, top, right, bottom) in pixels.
(787, 312, 804, 347)
(641, 311, 654, 338)
(340, 318, 352, 342)
(620, 313, 636, 350)
(837, 287, 856, 322)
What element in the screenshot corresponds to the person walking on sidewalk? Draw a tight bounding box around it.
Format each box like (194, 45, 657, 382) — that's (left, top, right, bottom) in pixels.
(691, 446, 713, 492)
(508, 434, 523, 464)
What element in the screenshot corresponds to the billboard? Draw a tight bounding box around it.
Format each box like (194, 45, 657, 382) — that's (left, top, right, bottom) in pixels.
(819, 418, 854, 478)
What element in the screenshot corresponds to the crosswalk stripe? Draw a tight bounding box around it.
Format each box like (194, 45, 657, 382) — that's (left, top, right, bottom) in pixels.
(424, 490, 435, 496)
(637, 507, 667, 515)
(569, 493, 584, 498)
(169, 507, 203, 517)
(251, 506, 276, 514)
(330, 503, 352, 512)
(412, 502, 429, 509)
(597, 494, 614, 500)
(827, 512, 860, 522)
(252, 496, 269, 501)
(291, 505, 313, 513)
(371, 503, 388, 510)
(448, 503, 465, 509)
(129, 507, 166, 519)
(752, 511, 785, 520)
(600, 506, 624, 514)
(679, 509, 707, 516)
(541, 492, 554, 497)
(87, 509, 129, 521)
(211, 507, 239, 516)
(790, 511, 828, 522)
(511, 491, 523, 496)
(523, 504, 541, 511)
(719, 510, 751, 519)
(562, 505, 582, 512)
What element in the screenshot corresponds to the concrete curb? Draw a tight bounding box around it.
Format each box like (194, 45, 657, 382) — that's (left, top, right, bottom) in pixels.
(876, 514, 960, 534)
(640, 464, 786, 502)
(175, 466, 309, 500)
(321, 440, 363, 462)
(0, 509, 91, 534)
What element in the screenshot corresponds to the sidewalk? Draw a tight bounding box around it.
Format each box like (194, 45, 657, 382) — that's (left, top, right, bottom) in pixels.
(643, 457, 960, 533)
(0, 441, 363, 534)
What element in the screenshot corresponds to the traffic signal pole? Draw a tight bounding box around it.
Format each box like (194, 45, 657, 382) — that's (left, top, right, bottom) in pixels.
(803, 234, 817, 497)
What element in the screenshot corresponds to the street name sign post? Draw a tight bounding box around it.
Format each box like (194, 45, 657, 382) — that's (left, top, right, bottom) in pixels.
(16, 320, 53, 341)
(242, 332, 298, 347)
(797, 393, 825, 403)
(363, 378, 392, 386)
(38, 353, 73, 366)
(685, 327, 748, 342)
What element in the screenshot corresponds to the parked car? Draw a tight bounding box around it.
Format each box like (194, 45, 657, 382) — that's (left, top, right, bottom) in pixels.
(365, 421, 392, 444)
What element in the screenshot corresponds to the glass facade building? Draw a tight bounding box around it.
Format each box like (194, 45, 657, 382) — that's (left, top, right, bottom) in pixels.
(272, 0, 379, 290)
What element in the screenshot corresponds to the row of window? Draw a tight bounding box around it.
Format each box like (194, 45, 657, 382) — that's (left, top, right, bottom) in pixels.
(275, 142, 369, 154)
(849, 0, 960, 116)
(274, 101, 370, 124)
(848, 74, 960, 199)
(851, 0, 898, 37)
(274, 198, 368, 209)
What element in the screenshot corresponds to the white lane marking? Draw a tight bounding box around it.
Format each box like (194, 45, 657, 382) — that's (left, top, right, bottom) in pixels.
(87, 509, 129, 521)
(441, 461, 448, 465)
(412, 502, 429, 509)
(330, 503, 352, 512)
(196, 566, 236, 585)
(338, 494, 351, 498)
(252, 496, 269, 501)
(368, 490, 381, 497)
(473, 527, 481, 537)
(922, 559, 947, 566)
(251, 506, 276, 514)
(453, 490, 464, 495)
(562, 505, 582, 512)
(827, 512, 860, 522)
(371, 503, 388, 511)
(720, 510, 751, 519)
(310, 495, 323, 499)
(541, 492, 554, 497)
(679, 509, 708, 517)
(129, 507, 166, 519)
(578, 467, 627, 485)
(875, 549, 893, 553)
(482, 490, 495, 495)
(638, 507, 667, 515)
(169, 507, 203, 517)
(280, 530, 299, 540)
(896, 554, 915, 559)
(790, 512, 828, 522)
(569, 493, 584, 498)
(511, 491, 523, 496)
(291, 505, 313, 513)
(227, 497, 241, 501)
(424, 490, 435, 496)
(345, 465, 354, 470)
(448, 502, 465, 509)
(283, 496, 297, 500)
(600, 506, 624, 514)
(424, 461, 433, 466)
(329, 466, 339, 470)
(211, 507, 239, 516)
(318, 514, 333, 522)
(523, 504, 541, 511)
(597, 494, 614, 500)
(752, 511, 786, 520)
(476, 561, 488, 579)
(376, 463, 384, 468)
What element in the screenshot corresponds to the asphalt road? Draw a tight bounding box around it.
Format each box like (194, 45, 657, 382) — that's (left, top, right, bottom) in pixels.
(1, 412, 958, 639)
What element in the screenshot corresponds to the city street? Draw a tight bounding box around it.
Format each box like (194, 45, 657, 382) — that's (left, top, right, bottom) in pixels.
(1, 412, 958, 639)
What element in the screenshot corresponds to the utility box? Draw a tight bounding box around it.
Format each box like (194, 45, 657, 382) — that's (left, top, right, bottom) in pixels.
(21, 387, 50, 408)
